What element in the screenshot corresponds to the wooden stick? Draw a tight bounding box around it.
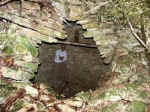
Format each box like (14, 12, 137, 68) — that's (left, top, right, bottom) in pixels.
(55, 41, 97, 48)
(85, 2, 108, 15)
(0, 16, 49, 36)
(75, 1, 108, 18)
(127, 19, 148, 50)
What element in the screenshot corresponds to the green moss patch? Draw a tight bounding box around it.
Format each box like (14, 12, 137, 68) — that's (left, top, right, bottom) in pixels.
(130, 101, 146, 112)
(102, 103, 119, 112)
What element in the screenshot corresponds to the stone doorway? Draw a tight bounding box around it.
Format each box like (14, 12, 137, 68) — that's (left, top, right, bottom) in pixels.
(38, 41, 111, 98)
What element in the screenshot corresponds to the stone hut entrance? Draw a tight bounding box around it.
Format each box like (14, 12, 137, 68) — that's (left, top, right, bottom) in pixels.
(38, 20, 111, 98)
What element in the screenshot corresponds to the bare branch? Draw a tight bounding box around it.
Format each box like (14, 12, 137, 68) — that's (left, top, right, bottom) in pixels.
(127, 19, 148, 50)
(6, 12, 65, 33)
(0, 16, 49, 36)
(85, 2, 108, 15)
(73, 2, 108, 19)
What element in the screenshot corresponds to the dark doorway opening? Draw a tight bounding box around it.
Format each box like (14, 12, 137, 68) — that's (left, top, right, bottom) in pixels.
(38, 42, 111, 98)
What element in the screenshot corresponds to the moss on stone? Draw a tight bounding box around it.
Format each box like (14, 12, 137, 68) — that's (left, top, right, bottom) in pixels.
(18, 36, 38, 57)
(0, 82, 17, 97)
(125, 83, 139, 91)
(98, 92, 106, 99)
(137, 91, 148, 99)
(10, 100, 24, 112)
(3, 46, 14, 55)
(107, 89, 119, 96)
(102, 103, 118, 112)
(129, 101, 146, 112)
(24, 63, 39, 72)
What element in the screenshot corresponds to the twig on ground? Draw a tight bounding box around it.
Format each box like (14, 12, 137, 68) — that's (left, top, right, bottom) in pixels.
(127, 19, 148, 50)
